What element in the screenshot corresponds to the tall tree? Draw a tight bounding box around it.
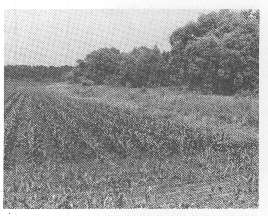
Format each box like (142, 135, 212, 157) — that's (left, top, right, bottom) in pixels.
(169, 9, 259, 95)
(83, 47, 121, 84)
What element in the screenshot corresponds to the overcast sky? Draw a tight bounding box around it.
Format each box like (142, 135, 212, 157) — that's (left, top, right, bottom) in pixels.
(5, 10, 207, 66)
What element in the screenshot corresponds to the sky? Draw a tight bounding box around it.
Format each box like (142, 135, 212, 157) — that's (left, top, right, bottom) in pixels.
(4, 10, 207, 66)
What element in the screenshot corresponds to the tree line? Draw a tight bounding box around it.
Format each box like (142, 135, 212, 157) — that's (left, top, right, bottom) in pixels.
(4, 65, 73, 82)
(72, 9, 259, 95)
(5, 9, 259, 95)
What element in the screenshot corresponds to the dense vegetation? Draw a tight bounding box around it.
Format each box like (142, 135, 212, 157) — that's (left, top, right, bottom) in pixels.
(4, 65, 73, 81)
(4, 10, 258, 95)
(71, 9, 258, 95)
(169, 9, 259, 95)
(4, 82, 258, 208)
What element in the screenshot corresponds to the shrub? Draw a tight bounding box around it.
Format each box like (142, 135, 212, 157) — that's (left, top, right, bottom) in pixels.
(81, 79, 95, 86)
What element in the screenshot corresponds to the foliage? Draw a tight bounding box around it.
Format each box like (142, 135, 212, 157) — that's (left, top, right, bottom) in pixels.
(4, 65, 73, 82)
(73, 10, 258, 95)
(4, 9, 259, 95)
(82, 47, 121, 84)
(120, 46, 168, 87)
(65, 68, 82, 83)
(169, 9, 259, 95)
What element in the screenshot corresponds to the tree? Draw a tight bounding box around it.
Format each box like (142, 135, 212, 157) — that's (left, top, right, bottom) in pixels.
(83, 47, 121, 84)
(4, 65, 73, 81)
(119, 53, 137, 87)
(119, 45, 168, 87)
(66, 9, 258, 94)
(184, 34, 222, 93)
(169, 9, 259, 95)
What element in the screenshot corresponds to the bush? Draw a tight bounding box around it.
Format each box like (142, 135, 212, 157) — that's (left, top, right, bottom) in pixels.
(234, 89, 258, 98)
(65, 69, 81, 83)
(103, 74, 122, 87)
(81, 79, 95, 86)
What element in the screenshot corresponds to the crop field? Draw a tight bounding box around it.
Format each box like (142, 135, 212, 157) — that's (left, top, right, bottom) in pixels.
(58, 83, 258, 142)
(4, 81, 258, 209)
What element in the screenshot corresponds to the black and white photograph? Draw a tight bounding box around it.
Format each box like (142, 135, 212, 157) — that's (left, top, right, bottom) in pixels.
(3, 3, 260, 211)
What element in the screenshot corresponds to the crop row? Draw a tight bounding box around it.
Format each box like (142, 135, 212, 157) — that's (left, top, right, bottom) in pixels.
(4, 92, 23, 119)
(4, 89, 256, 175)
(4, 88, 258, 208)
(4, 91, 17, 104)
(4, 92, 27, 169)
(38, 91, 258, 168)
